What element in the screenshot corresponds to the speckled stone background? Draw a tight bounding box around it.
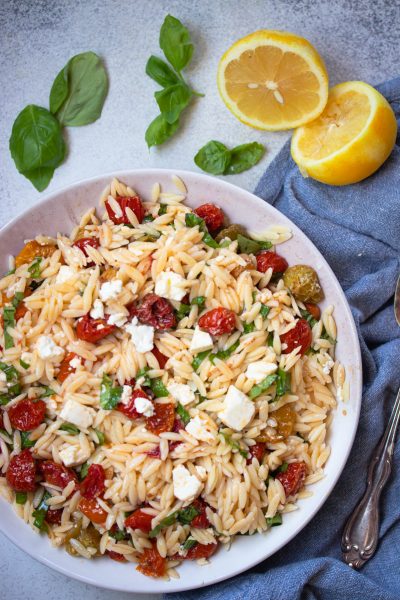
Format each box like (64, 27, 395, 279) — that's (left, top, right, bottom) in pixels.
(0, 0, 399, 598)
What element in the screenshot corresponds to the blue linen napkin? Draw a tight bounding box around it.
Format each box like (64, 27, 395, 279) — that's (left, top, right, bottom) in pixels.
(167, 77, 400, 600)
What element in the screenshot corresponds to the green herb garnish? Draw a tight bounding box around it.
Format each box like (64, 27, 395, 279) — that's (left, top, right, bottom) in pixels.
(40, 386, 56, 398)
(19, 358, 30, 369)
(176, 302, 191, 321)
(191, 296, 205, 308)
(28, 257, 42, 279)
(93, 428, 105, 445)
(260, 305, 270, 318)
(149, 503, 200, 538)
(150, 378, 169, 398)
(158, 203, 168, 216)
(209, 340, 240, 364)
(32, 491, 51, 530)
(237, 234, 272, 255)
(242, 322, 256, 334)
(3, 305, 16, 349)
(176, 402, 190, 425)
(220, 432, 248, 458)
(300, 308, 318, 328)
(182, 537, 198, 550)
(100, 373, 122, 409)
(143, 214, 155, 223)
(21, 431, 35, 449)
(194, 140, 264, 175)
(249, 373, 278, 400)
(276, 369, 291, 397)
(15, 492, 27, 505)
(266, 513, 282, 527)
(59, 423, 80, 435)
(191, 350, 211, 371)
(108, 527, 129, 541)
(185, 213, 220, 249)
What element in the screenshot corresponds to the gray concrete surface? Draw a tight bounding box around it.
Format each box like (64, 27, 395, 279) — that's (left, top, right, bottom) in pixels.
(0, 0, 399, 598)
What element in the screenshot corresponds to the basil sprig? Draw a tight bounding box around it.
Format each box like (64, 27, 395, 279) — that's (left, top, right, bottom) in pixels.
(194, 140, 265, 175)
(145, 15, 202, 147)
(100, 373, 122, 409)
(148, 503, 200, 538)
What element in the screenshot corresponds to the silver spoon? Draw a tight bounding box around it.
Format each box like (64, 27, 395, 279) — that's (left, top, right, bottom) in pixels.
(341, 274, 400, 568)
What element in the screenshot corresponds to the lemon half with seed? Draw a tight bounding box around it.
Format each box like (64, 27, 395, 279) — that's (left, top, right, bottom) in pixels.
(217, 30, 329, 131)
(291, 81, 397, 185)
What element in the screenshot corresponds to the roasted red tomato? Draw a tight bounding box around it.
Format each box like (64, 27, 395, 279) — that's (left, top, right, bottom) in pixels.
(276, 461, 307, 496)
(15, 240, 56, 269)
(57, 352, 80, 383)
(304, 302, 321, 320)
(76, 314, 116, 343)
(136, 542, 167, 578)
(190, 498, 210, 529)
(8, 399, 46, 432)
(72, 237, 100, 267)
(45, 508, 63, 525)
(14, 289, 32, 321)
(39, 460, 78, 491)
(125, 508, 153, 533)
(194, 204, 224, 233)
(256, 250, 288, 274)
(145, 403, 175, 435)
(80, 464, 105, 499)
(152, 346, 169, 369)
(117, 389, 152, 420)
(6, 449, 37, 492)
(78, 497, 108, 524)
(246, 442, 266, 465)
(198, 307, 236, 336)
(280, 319, 312, 356)
(132, 294, 176, 330)
(179, 542, 218, 560)
(105, 196, 145, 225)
(107, 550, 127, 562)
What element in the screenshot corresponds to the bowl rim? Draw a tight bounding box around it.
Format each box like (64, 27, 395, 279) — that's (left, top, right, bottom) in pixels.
(0, 168, 362, 593)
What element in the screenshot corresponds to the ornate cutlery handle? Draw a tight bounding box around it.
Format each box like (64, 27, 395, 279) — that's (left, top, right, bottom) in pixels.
(341, 386, 400, 569)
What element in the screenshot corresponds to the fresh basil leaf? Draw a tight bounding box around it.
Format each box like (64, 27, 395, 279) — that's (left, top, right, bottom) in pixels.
(60, 423, 80, 435)
(32, 491, 51, 530)
(21, 431, 35, 449)
(202, 232, 219, 249)
(146, 55, 180, 87)
(28, 257, 42, 279)
(79, 462, 90, 480)
(0, 363, 19, 384)
(12, 292, 24, 308)
(108, 527, 129, 541)
(191, 350, 211, 371)
(267, 332, 274, 347)
(29, 279, 43, 291)
(299, 308, 318, 328)
(176, 302, 191, 321)
(158, 203, 168, 216)
(15, 492, 27, 505)
(136, 367, 151, 387)
(185, 212, 205, 230)
(209, 340, 240, 364)
(145, 113, 180, 148)
(276, 369, 291, 397)
(249, 373, 278, 400)
(191, 296, 205, 308)
(242, 322, 256, 334)
(52, 52, 108, 126)
(194, 140, 231, 175)
(279, 462, 288, 473)
(40, 386, 55, 398)
(143, 214, 155, 223)
(93, 428, 105, 445)
(150, 378, 169, 398)
(3, 306, 16, 349)
(9, 105, 66, 192)
(260, 304, 270, 318)
(224, 142, 265, 175)
(266, 513, 282, 527)
(182, 537, 197, 550)
(220, 432, 248, 458)
(149, 511, 178, 538)
(237, 234, 272, 255)
(100, 373, 122, 409)
(155, 83, 192, 124)
(19, 358, 30, 369)
(159, 15, 194, 72)
(320, 326, 336, 344)
(176, 402, 190, 425)
(177, 504, 199, 525)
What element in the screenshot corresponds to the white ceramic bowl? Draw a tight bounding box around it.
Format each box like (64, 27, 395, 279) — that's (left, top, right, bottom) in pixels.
(0, 169, 362, 593)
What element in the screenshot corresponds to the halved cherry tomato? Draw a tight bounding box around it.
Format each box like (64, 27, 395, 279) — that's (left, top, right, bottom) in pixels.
(246, 442, 266, 465)
(45, 508, 63, 525)
(105, 196, 145, 225)
(80, 464, 105, 499)
(280, 319, 312, 356)
(125, 508, 153, 533)
(39, 460, 78, 491)
(304, 302, 321, 320)
(78, 497, 108, 524)
(15, 289, 32, 321)
(8, 399, 46, 432)
(276, 461, 307, 497)
(57, 352, 80, 383)
(72, 237, 100, 268)
(198, 307, 236, 336)
(194, 204, 224, 233)
(107, 550, 127, 562)
(176, 542, 218, 560)
(190, 498, 210, 529)
(136, 542, 166, 578)
(15, 240, 56, 269)
(152, 347, 168, 369)
(256, 251, 288, 274)
(117, 389, 152, 420)
(145, 403, 175, 435)
(132, 294, 176, 330)
(76, 314, 116, 343)
(6, 449, 37, 492)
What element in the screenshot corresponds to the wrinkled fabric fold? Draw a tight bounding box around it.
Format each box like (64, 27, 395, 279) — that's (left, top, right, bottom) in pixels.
(166, 77, 400, 600)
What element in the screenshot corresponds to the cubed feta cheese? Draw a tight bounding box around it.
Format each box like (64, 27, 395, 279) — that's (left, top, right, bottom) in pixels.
(135, 396, 155, 417)
(90, 299, 104, 319)
(99, 279, 122, 302)
(155, 271, 187, 301)
(107, 311, 127, 327)
(36, 335, 64, 360)
(59, 445, 90, 467)
(120, 385, 132, 405)
(186, 415, 214, 442)
(190, 327, 214, 353)
(125, 317, 154, 353)
(167, 382, 195, 406)
(172, 464, 202, 502)
(60, 398, 94, 429)
(246, 361, 277, 383)
(56, 266, 76, 284)
(69, 356, 81, 369)
(218, 385, 255, 432)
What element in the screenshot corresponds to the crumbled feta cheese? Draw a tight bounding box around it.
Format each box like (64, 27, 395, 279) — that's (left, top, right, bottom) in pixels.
(120, 385, 133, 405)
(167, 382, 195, 406)
(190, 327, 214, 353)
(134, 396, 155, 417)
(125, 317, 154, 353)
(99, 279, 122, 302)
(218, 385, 255, 432)
(56, 266, 76, 284)
(59, 445, 90, 467)
(322, 358, 335, 375)
(107, 312, 127, 327)
(155, 271, 187, 301)
(195, 465, 207, 479)
(172, 464, 202, 502)
(36, 335, 64, 360)
(69, 357, 81, 369)
(90, 299, 104, 319)
(60, 399, 94, 429)
(246, 361, 277, 383)
(186, 415, 214, 442)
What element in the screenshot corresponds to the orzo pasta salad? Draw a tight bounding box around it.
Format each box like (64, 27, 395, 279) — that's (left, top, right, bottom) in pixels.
(0, 176, 343, 579)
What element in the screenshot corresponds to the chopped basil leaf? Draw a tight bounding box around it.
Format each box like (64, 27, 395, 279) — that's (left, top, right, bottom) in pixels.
(12, 292, 24, 308)
(176, 302, 191, 321)
(148, 503, 200, 538)
(185, 213, 220, 249)
(16, 492, 27, 504)
(28, 257, 42, 279)
(266, 513, 282, 527)
(279, 462, 288, 473)
(100, 373, 122, 409)
(176, 402, 190, 425)
(19, 358, 30, 369)
(202, 232, 219, 249)
(94, 428, 105, 445)
(267, 332, 274, 347)
(242, 322, 256, 334)
(143, 214, 155, 223)
(148, 512, 178, 538)
(0, 362, 19, 384)
(182, 537, 198, 550)
(178, 504, 199, 524)
(60, 423, 80, 435)
(79, 462, 90, 479)
(191, 296, 205, 308)
(108, 527, 129, 541)
(249, 373, 278, 400)
(32, 491, 51, 530)
(237, 234, 272, 255)
(320, 327, 336, 344)
(0, 362, 21, 403)
(260, 304, 270, 318)
(29, 279, 43, 291)
(158, 203, 168, 216)
(136, 367, 151, 387)
(299, 308, 318, 328)
(150, 378, 169, 398)
(191, 350, 211, 371)
(21, 431, 35, 448)
(3, 305, 16, 349)
(276, 369, 291, 397)
(40, 386, 56, 398)
(220, 432, 248, 458)
(209, 339, 239, 364)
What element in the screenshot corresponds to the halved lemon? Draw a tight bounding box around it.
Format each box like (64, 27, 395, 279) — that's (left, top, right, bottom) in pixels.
(217, 30, 329, 131)
(291, 81, 397, 185)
